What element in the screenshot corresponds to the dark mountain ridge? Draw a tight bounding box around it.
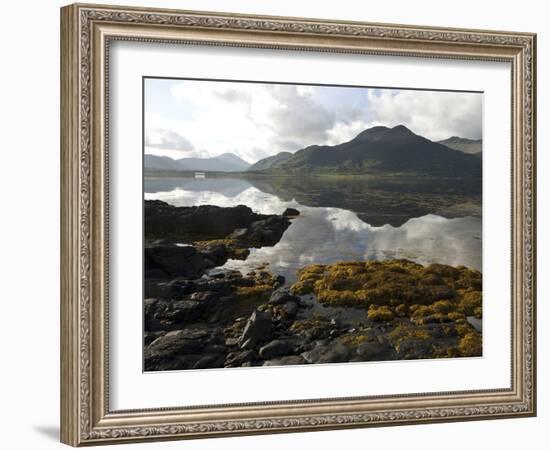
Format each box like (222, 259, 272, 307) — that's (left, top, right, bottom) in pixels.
(252, 125, 481, 177)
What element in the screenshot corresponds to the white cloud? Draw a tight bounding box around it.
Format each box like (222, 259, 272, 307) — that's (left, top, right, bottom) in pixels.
(145, 80, 483, 163)
(145, 128, 194, 151)
(365, 90, 482, 141)
(326, 120, 371, 145)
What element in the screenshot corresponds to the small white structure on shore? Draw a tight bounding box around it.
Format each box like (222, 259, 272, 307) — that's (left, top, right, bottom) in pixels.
(194, 172, 206, 179)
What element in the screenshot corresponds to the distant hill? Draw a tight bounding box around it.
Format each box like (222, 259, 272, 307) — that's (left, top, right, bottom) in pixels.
(144, 152, 250, 172)
(256, 125, 481, 177)
(438, 136, 482, 154)
(144, 154, 182, 171)
(248, 152, 292, 171)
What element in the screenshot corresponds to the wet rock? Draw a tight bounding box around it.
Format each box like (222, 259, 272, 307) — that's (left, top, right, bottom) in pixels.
(145, 279, 197, 299)
(269, 288, 300, 306)
(246, 216, 291, 246)
(145, 245, 213, 279)
(283, 301, 299, 318)
(144, 293, 218, 331)
(238, 310, 274, 349)
(225, 337, 240, 347)
(144, 331, 165, 346)
(228, 228, 248, 240)
(198, 243, 228, 265)
(225, 350, 259, 367)
(263, 355, 306, 366)
(259, 340, 294, 359)
(144, 328, 222, 371)
(356, 340, 395, 360)
(192, 353, 226, 370)
(145, 201, 268, 242)
(395, 339, 434, 359)
(301, 342, 352, 364)
(282, 208, 300, 217)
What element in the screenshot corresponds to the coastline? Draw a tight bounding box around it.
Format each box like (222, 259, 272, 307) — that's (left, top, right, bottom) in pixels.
(144, 200, 482, 371)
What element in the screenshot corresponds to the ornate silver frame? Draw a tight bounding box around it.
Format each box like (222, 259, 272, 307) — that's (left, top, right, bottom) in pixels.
(60, 3, 536, 446)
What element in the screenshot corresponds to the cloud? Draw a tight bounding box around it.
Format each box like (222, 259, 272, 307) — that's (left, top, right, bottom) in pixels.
(166, 82, 339, 160)
(145, 128, 194, 151)
(145, 79, 483, 163)
(365, 90, 482, 141)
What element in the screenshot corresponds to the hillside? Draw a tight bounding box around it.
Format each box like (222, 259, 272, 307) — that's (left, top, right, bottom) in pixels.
(247, 152, 292, 171)
(254, 125, 481, 177)
(144, 152, 250, 172)
(438, 136, 482, 154)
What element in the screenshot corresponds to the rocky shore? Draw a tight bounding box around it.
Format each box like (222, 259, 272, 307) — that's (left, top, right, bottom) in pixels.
(144, 200, 482, 371)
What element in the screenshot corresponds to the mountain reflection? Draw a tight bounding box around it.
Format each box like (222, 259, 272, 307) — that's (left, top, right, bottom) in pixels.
(145, 175, 482, 277)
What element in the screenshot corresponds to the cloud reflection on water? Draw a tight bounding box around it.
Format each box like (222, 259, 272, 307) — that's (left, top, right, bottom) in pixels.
(145, 177, 481, 281)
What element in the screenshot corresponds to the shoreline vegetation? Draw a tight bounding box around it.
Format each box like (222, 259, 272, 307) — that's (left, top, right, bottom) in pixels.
(144, 200, 482, 371)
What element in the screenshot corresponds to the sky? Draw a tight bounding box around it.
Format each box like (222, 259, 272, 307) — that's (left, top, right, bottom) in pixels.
(144, 78, 482, 164)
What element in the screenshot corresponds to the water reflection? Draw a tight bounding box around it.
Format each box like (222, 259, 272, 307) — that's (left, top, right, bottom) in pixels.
(145, 176, 482, 280)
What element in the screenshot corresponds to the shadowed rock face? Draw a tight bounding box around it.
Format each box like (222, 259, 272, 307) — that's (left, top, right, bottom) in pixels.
(144, 200, 292, 280)
(145, 200, 278, 243)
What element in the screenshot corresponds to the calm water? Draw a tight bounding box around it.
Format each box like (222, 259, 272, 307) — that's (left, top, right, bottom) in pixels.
(145, 176, 482, 283)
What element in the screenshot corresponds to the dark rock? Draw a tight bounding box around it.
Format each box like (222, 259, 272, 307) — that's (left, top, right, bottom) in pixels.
(395, 339, 434, 359)
(144, 331, 165, 346)
(145, 245, 213, 279)
(282, 208, 300, 217)
(269, 288, 300, 306)
(301, 342, 352, 364)
(144, 293, 218, 331)
(145, 201, 268, 242)
(198, 243, 228, 265)
(238, 310, 274, 349)
(145, 278, 197, 299)
(356, 340, 395, 360)
(263, 355, 306, 366)
(246, 216, 291, 246)
(144, 328, 222, 371)
(225, 350, 259, 367)
(192, 353, 226, 370)
(283, 301, 299, 318)
(259, 340, 294, 359)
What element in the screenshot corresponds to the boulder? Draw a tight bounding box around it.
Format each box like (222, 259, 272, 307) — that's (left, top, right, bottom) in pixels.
(144, 293, 218, 331)
(282, 208, 300, 217)
(356, 340, 395, 361)
(395, 339, 434, 359)
(144, 328, 223, 371)
(283, 301, 299, 318)
(269, 288, 300, 306)
(145, 245, 213, 279)
(238, 310, 274, 349)
(145, 201, 268, 241)
(301, 341, 352, 364)
(259, 340, 294, 359)
(225, 349, 259, 367)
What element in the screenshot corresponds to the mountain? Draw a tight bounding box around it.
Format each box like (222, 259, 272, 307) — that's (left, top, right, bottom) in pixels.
(177, 153, 250, 172)
(438, 136, 482, 154)
(248, 152, 292, 171)
(259, 125, 481, 177)
(144, 152, 250, 172)
(144, 154, 182, 171)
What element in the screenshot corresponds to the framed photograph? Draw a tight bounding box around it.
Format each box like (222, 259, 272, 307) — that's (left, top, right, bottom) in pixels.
(60, 3, 537, 446)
